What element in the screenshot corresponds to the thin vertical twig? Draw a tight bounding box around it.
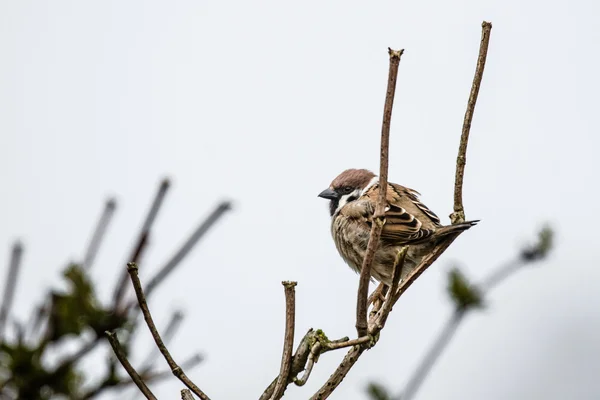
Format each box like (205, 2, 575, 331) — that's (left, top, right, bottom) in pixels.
(0, 241, 24, 340)
(83, 198, 117, 270)
(394, 20, 493, 305)
(372, 246, 408, 332)
(105, 331, 157, 400)
(143, 201, 232, 298)
(356, 48, 404, 337)
(270, 281, 297, 400)
(113, 178, 171, 309)
(126, 262, 211, 400)
(451, 21, 493, 224)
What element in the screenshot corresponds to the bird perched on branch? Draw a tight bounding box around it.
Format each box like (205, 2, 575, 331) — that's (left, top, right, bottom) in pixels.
(318, 169, 478, 286)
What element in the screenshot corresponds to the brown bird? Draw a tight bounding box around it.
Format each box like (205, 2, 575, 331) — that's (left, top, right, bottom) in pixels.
(318, 169, 477, 286)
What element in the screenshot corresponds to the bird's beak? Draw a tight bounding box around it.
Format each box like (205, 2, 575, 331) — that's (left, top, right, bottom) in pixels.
(318, 188, 338, 200)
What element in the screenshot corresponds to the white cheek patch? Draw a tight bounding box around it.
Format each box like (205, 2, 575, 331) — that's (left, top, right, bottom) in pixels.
(334, 189, 363, 215)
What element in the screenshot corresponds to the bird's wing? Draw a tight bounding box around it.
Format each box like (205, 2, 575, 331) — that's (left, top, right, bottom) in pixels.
(362, 183, 441, 245)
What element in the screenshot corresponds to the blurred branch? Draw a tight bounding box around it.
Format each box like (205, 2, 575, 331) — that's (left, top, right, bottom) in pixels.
(113, 178, 171, 310)
(142, 201, 232, 299)
(451, 21, 493, 224)
(83, 198, 117, 270)
(400, 310, 465, 400)
(124, 262, 211, 400)
(270, 281, 297, 400)
(366, 382, 393, 400)
(0, 241, 23, 340)
(82, 353, 203, 399)
(356, 48, 404, 337)
(397, 225, 554, 400)
(106, 330, 157, 400)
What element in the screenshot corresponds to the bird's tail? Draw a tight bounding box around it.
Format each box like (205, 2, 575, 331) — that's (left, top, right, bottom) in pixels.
(435, 220, 479, 238)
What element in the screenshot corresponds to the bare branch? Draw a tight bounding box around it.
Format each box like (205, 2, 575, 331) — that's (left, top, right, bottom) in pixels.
(451, 21, 493, 224)
(83, 198, 117, 270)
(372, 246, 408, 332)
(113, 178, 171, 309)
(182, 389, 195, 400)
(81, 353, 203, 399)
(105, 331, 157, 400)
(270, 281, 298, 400)
(0, 241, 23, 340)
(126, 262, 211, 400)
(293, 342, 320, 387)
(143, 201, 232, 298)
(356, 48, 404, 337)
(391, 21, 493, 304)
(324, 336, 371, 351)
(259, 329, 321, 400)
(393, 235, 457, 305)
(309, 345, 365, 400)
(139, 310, 185, 373)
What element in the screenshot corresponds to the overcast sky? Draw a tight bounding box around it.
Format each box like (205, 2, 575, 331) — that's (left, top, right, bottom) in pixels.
(1, 1, 599, 399)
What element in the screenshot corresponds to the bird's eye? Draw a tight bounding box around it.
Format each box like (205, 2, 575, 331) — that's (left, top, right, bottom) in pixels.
(344, 186, 353, 194)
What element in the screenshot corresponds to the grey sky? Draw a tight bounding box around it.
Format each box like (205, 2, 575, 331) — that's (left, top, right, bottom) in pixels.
(1, 0, 599, 399)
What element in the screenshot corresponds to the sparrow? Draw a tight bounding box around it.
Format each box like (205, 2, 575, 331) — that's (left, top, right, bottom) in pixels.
(318, 168, 477, 286)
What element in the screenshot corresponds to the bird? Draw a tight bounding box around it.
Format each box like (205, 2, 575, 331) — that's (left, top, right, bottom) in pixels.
(318, 168, 478, 286)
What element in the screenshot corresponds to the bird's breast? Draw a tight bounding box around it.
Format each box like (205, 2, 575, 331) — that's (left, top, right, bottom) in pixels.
(331, 216, 371, 274)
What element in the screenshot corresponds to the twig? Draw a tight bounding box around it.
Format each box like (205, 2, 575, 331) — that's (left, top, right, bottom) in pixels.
(356, 48, 404, 337)
(0, 241, 23, 340)
(139, 310, 185, 373)
(324, 336, 371, 351)
(390, 21, 493, 303)
(105, 331, 157, 400)
(293, 342, 320, 387)
(83, 198, 117, 270)
(82, 354, 203, 399)
(143, 201, 232, 298)
(113, 178, 171, 309)
(372, 246, 408, 332)
(126, 262, 211, 400)
(270, 281, 298, 400)
(308, 345, 365, 400)
(400, 310, 465, 400)
(182, 389, 195, 400)
(259, 329, 321, 400)
(393, 235, 457, 305)
(451, 21, 493, 224)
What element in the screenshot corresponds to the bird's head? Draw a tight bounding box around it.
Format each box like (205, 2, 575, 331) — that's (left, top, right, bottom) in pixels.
(318, 169, 377, 216)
